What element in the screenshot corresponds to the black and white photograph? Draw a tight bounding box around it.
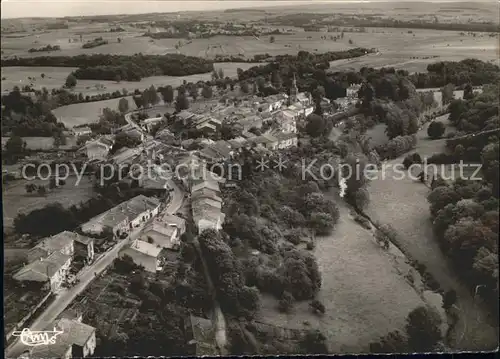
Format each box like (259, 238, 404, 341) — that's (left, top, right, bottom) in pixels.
(1, 0, 499, 357)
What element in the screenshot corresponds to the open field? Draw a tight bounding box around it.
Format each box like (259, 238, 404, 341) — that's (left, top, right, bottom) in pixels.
(255, 193, 425, 353)
(1, 61, 261, 95)
(1, 136, 78, 150)
(2, 176, 95, 228)
(364, 117, 499, 351)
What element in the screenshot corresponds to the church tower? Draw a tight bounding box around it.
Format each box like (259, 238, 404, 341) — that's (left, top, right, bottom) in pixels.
(289, 73, 298, 105)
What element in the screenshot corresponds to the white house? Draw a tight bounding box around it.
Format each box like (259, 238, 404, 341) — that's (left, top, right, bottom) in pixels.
(120, 239, 162, 273)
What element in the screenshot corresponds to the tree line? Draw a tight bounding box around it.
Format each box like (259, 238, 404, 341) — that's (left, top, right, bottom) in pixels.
(2, 53, 215, 81)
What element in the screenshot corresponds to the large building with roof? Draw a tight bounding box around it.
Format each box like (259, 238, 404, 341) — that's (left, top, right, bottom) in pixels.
(81, 195, 160, 236)
(28, 317, 96, 359)
(13, 251, 72, 292)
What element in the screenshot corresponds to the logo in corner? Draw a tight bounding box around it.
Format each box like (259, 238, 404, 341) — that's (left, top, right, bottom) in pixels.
(12, 327, 64, 346)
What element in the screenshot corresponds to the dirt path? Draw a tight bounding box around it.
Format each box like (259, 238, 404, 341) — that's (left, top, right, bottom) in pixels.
(365, 120, 499, 351)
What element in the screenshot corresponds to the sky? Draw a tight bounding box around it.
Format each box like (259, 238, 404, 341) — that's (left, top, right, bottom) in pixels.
(0, 0, 468, 19)
(0, 1, 335, 19)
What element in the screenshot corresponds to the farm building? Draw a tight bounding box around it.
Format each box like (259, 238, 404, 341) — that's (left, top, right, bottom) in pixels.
(73, 126, 92, 137)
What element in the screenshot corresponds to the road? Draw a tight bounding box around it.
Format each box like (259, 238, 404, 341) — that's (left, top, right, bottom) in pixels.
(165, 179, 184, 214)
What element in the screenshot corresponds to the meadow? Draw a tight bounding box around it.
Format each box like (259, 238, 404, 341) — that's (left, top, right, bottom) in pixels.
(2, 176, 95, 229)
(364, 116, 499, 351)
(255, 194, 426, 353)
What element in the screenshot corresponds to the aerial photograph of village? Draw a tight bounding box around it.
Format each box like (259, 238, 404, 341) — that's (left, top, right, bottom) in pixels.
(1, 0, 499, 357)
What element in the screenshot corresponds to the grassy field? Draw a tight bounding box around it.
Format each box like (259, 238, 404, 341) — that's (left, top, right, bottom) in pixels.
(2, 176, 95, 228)
(1, 62, 261, 96)
(364, 116, 499, 351)
(1, 136, 78, 150)
(255, 193, 425, 353)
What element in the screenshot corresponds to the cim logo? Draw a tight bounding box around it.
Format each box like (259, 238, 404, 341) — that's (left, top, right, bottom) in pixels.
(12, 328, 64, 347)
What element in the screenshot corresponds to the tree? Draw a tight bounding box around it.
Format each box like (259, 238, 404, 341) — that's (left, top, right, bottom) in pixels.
(305, 114, 326, 137)
(148, 85, 160, 106)
(118, 98, 129, 114)
(25, 183, 37, 193)
(217, 68, 224, 80)
(463, 83, 474, 100)
(161, 85, 174, 104)
(442, 289, 457, 310)
(271, 71, 282, 89)
(310, 299, 325, 315)
(406, 306, 442, 352)
(175, 93, 189, 112)
(370, 330, 408, 353)
(278, 291, 294, 313)
(348, 39, 353, 44)
(201, 85, 213, 99)
(240, 82, 249, 94)
(269, 36, 275, 43)
(427, 121, 445, 139)
(132, 95, 143, 109)
(37, 185, 47, 196)
(110, 132, 142, 154)
(188, 85, 198, 100)
(301, 330, 328, 354)
(5, 136, 26, 154)
(308, 212, 335, 236)
(65, 74, 77, 88)
(441, 83, 454, 106)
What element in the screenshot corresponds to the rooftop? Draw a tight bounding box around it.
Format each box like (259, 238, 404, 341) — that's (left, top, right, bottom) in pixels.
(82, 195, 160, 230)
(143, 221, 177, 239)
(31, 318, 95, 358)
(13, 251, 71, 282)
(191, 180, 220, 194)
(129, 239, 162, 258)
(160, 213, 186, 228)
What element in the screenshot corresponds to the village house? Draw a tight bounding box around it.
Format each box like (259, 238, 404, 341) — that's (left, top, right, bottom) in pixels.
(13, 251, 72, 293)
(29, 317, 96, 359)
(160, 213, 186, 236)
(109, 147, 142, 166)
(141, 116, 164, 132)
(141, 221, 179, 250)
(120, 239, 163, 273)
(72, 233, 95, 263)
(274, 131, 298, 149)
(73, 126, 92, 137)
(27, 231, 75, 263)
(191, 180, 221, 195)
(191, 187, 223, 204)
(81, 195, 161, 236)
(83, 137, 114, 161)
(276, 109, 298, 133)
(193, 204, 225, 234)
